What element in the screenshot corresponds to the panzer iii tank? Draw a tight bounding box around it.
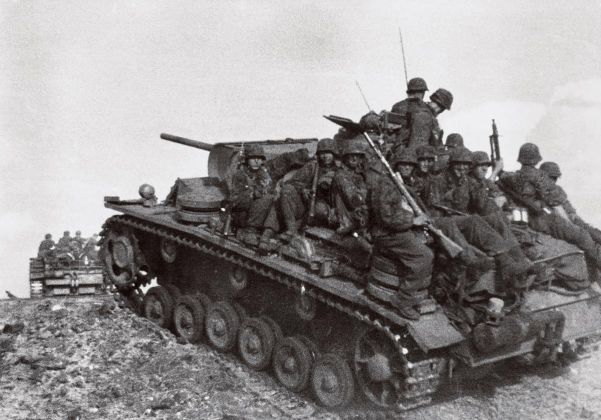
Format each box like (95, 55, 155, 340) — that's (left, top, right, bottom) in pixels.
(100, 125, 601, 412)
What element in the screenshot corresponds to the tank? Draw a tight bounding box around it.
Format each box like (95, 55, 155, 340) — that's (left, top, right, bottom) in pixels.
(99, 128, 601, 412)
(29, 256, 105, 298)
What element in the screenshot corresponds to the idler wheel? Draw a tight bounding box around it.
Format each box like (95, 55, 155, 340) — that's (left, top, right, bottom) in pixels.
(102, 232, 137, 291)
(354, 328, 405, 408)
(205, 301, 240, 352)
(312, 353, 355, 408)
(238, 317, 276, 370)
(160, 239, 177, 263)
(143, 286, 175, 329)
(173, 295, 205, 343)
(272, 336, 312, 392)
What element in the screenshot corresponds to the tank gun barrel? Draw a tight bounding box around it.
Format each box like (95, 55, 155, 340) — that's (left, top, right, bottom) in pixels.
(161, 133, 214, 151)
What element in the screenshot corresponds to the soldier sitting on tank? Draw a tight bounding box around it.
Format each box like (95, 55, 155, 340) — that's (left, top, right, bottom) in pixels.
(413, 147, 536, 288)
(498, 143, 601, 275)
(331, 138, 369, 236)
(471, 151, 507, 210)
(276, 138, 339, 239)
(540, 161, 601, 245)
(83, 233, 100, 262)
(38, 233, 56, 259)
(368, 148, 434, 320)
(435, 133, 464, 173)
(229, 144, 276, 246)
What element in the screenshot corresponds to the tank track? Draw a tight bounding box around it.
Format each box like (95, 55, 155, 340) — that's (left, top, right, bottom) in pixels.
(101, 215, 446, 415)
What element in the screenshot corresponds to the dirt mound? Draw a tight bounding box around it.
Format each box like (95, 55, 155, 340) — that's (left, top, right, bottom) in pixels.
(0, 297, 324, 420)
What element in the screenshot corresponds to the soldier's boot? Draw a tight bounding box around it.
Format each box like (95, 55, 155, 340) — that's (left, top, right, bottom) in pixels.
(258, 228, 276, 254)
(280, 193, 299, 237)
(389, 293, 420, 321)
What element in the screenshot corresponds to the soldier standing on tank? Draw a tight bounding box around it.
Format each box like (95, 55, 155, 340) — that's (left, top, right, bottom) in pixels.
(540, 161, 601, 245)
(471, 151, 507, 209)
(401, 88, 453, 150)
(38, 234, 56, 259)
(331, 139, 369, 235)
(370, 148, 433, 320)
(498, 143, 601, 273)
(278, 138, 339, 238)
(230, 144, 276, 245)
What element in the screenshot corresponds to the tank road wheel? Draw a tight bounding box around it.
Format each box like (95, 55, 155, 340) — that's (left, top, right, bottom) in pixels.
(272, 336, 313, 392)
(162, 283, 182, 300)
(260, 316, 283, 342)
(195, 292, 212, 313)
(238, 317, 276, 370)
(143, 286, 175, 329)
(102, 232, 137, 291)
(353, 328, 405, 408)
(312, 353, 355, 409)
(205, 301, 241, 352)
(173, 295, 205, 343)
(160, 238, 177, 263)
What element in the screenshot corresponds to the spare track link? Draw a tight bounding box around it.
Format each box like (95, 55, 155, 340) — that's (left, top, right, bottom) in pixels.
(101, 215, 444, 414)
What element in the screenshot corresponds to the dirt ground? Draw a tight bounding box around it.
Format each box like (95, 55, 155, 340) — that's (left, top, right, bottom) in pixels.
(1, 296, 601, 420)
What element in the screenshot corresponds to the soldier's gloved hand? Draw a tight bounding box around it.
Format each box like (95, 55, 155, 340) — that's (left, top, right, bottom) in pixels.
(412, 214, 429, 227)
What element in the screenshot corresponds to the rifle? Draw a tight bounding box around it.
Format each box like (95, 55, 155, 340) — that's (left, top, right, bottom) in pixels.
(432, 204, 468, 217)
(489, 119, 500, 162)
(323, 115, 463, 258)
(307, 162, 319, 224)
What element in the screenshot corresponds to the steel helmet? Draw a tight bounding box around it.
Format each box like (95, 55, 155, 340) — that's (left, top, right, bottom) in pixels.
(316, 138, 337, 155)
(445, 133, 464, 148)
(244, 144, 266, 160)
(472, 151, 492, 166)
(416, 145, 435, 160)
(406, 77, 429, 93)
(430, 88, 454, 111)
(517, 143, 542, 165)
(340, 137, 367, 156)
(540, 161, 562, 178)
(391, 147, 418, 166)
(450, 147, 473, 164)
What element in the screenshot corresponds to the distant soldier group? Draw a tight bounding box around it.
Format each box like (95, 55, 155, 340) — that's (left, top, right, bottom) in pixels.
(223, 76, 600, 320)
(38, 230, 99, 264)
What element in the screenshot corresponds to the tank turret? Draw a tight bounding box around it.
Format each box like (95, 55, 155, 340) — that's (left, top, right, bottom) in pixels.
(161, 133, 317, 180)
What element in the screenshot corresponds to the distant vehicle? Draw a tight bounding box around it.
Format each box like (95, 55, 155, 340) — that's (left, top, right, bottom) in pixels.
(30, 253, 106, 298)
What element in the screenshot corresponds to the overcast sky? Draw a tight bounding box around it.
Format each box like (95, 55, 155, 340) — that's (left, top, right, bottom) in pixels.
(1, 1, 600, 297)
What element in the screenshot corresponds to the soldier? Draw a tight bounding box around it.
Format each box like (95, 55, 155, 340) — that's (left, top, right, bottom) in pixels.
(278, 138, 338, 237)
(331, 138, 369, 235)
(83, 234, 99, 262)
(230, 144, 276, 244)
(436, 133, 464, 173)
(418, 147, 535, 283)
(403, 88, 453, 149)
(370, 149, 433, 320)
(499, 143, 601, 271)
(74, 231, 86, 247)
(38, 234, 55, 258)
(415, 145, 436, 180)
(445, 133, 464, 150)
(56, 231, 72, 252)
(540, 161, 601, 245)
(471, 151, 507, 209)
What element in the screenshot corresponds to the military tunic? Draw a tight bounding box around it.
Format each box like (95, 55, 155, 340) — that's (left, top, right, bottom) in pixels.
(38, 239, 55, 258)
(230, 165, 275, 228)
(500, 166, 601, 269)
(330, 164, 368, 232)
(370, 176, 433, 297)
(279, 160, 338, 231)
